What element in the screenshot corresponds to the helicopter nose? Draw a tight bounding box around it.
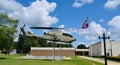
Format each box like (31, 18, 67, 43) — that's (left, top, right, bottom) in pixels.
(73, 38, 76, 41)
(69, 39, 76, 43)
(44, 32, 47, 35)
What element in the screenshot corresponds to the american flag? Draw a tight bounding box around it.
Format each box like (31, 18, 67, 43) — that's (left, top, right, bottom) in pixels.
(82, 16, 89, 29)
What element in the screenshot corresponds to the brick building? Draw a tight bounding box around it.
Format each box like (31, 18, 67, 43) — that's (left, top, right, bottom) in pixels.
(30, 47, 75, 56)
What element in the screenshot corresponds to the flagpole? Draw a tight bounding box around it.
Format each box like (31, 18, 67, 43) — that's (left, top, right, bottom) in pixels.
(89, 25, 94, 58)
(81, 15, 93, 58)
(90, 27, 92, 58)
(87, 14, 93, 58)
(81, 16, 90, 57)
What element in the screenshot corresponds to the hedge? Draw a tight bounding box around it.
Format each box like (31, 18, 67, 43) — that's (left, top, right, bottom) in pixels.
(107, 56, 120, 61)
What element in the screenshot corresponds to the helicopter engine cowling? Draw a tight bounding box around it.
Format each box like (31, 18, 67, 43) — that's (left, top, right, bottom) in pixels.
(44, 32, 53, 36)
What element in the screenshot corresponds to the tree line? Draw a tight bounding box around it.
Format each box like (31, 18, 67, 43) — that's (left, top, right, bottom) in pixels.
(17, 34, 73, 54)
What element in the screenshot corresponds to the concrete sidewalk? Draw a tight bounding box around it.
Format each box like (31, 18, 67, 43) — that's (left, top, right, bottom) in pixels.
(79, 56, 120, 65)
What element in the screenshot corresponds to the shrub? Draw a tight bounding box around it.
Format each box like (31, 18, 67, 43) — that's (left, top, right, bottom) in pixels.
(107, 56, 120, 61)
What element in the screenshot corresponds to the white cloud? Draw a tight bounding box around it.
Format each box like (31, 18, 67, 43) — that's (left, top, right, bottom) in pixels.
(59, 24, 65, 28)
(73, 0, 94, 8)
(99, 19, 104, 22)
(58, 25, 72, 34)
(58, 22, 105, 41)
(0, 0, 58, 41)
(86, 0, 94, 3)
(0, 0, 58, 27)
(78, 21, 106, 41)
(109, 16, 120, 29)
(108, 15, 120, 40)
(0, 0, 23, 12)
(58, 25, 79, 34)
(104, 0, 120, 9)
(72, 1, 85, 8)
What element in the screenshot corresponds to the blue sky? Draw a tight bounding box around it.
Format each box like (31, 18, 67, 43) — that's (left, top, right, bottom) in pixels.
(0, 0, 120, 47)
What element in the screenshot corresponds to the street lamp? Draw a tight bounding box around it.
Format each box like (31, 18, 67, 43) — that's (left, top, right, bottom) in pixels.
(98, 30, 111, 65)
(109, 40, 113, 56)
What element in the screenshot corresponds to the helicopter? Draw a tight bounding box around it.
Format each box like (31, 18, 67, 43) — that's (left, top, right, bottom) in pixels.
(20, 25, 76, 43)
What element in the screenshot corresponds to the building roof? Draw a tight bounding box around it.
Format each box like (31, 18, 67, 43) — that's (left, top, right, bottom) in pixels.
(31, 47, 75, 50)
(75, 49, 89, 51)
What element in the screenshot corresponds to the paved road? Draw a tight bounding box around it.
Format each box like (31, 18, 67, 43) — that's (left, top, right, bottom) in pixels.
(79, 56, 120, 65)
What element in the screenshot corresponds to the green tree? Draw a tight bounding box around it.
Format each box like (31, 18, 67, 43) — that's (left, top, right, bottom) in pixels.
(56, 43, 73, 47)
(17, 32, 73, 54)
(77, 44, 86, 49)
(17, 34, 26, 54)
(17, 34, 41, 54)
(46, 42, 53, 47)
(38, 39, 47, 47)
(0, 13, 18, 54)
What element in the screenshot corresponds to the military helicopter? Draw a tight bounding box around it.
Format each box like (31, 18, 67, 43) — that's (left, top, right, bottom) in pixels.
(20, 25, 76, 43)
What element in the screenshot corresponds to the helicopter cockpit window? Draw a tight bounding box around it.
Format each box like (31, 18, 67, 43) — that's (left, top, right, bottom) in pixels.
(63, 33, 73, 37)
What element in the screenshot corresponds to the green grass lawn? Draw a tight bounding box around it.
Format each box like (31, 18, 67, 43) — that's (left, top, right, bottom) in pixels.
(0, 55, 104, 65)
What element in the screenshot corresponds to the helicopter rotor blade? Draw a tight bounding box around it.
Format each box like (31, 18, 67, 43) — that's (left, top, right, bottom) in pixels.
(30, 27, 64, 29)
(20, 24, 26, 35)
(23, 24, 26, 28)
